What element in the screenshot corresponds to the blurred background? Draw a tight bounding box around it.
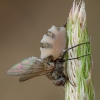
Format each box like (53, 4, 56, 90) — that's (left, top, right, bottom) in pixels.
(0, 0, 99, 100)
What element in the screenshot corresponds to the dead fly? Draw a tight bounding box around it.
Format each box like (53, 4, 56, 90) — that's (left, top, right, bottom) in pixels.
(7, 25, 90, 86)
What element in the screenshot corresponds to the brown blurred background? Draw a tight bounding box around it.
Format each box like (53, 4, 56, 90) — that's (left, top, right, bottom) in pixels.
(0, 0, 99, 100)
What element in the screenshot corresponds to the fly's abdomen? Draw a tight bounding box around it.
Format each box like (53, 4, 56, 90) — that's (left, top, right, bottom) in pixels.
(40, 25, 66, 59)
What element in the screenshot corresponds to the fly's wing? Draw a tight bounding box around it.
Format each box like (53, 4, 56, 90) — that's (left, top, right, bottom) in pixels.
(19, 69, 52, 82)
(7, 56, 53, 76)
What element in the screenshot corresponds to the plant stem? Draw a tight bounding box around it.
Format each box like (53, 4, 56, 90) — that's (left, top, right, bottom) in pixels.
(65, 1, 94, 100)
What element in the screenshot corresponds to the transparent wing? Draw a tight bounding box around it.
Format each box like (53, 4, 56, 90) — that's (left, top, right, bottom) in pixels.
(7, 56, 53, 76)
(19, 70, 52, 82)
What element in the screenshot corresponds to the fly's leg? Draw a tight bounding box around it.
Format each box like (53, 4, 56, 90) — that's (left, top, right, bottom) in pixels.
(67, 53, 90, 60)
(61, 42, 90, 60)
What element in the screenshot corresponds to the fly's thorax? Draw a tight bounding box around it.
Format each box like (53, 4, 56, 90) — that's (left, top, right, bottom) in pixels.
(40, 25, 66, 59)
(41, 57, 54, 69)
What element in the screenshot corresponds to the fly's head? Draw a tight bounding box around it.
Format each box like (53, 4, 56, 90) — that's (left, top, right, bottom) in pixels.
(43, 53, 66, 84)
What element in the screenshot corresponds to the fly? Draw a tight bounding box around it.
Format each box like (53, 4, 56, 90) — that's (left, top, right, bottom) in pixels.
(7, 25, 90, 86)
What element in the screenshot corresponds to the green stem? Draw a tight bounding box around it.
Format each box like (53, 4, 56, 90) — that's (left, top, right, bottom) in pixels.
(65, 1, 94, 100)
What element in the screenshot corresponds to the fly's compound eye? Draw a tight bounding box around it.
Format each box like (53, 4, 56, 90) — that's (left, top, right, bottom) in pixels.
(54, 77, 66, 86)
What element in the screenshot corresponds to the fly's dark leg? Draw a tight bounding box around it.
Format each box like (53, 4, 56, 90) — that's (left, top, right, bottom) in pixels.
(67, 53, 90, 60)
(64, 42, 90, 52)
(61, 42, 90, 60)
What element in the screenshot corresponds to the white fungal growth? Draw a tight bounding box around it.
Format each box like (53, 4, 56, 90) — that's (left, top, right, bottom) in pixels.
(40, 25, 66, 59)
